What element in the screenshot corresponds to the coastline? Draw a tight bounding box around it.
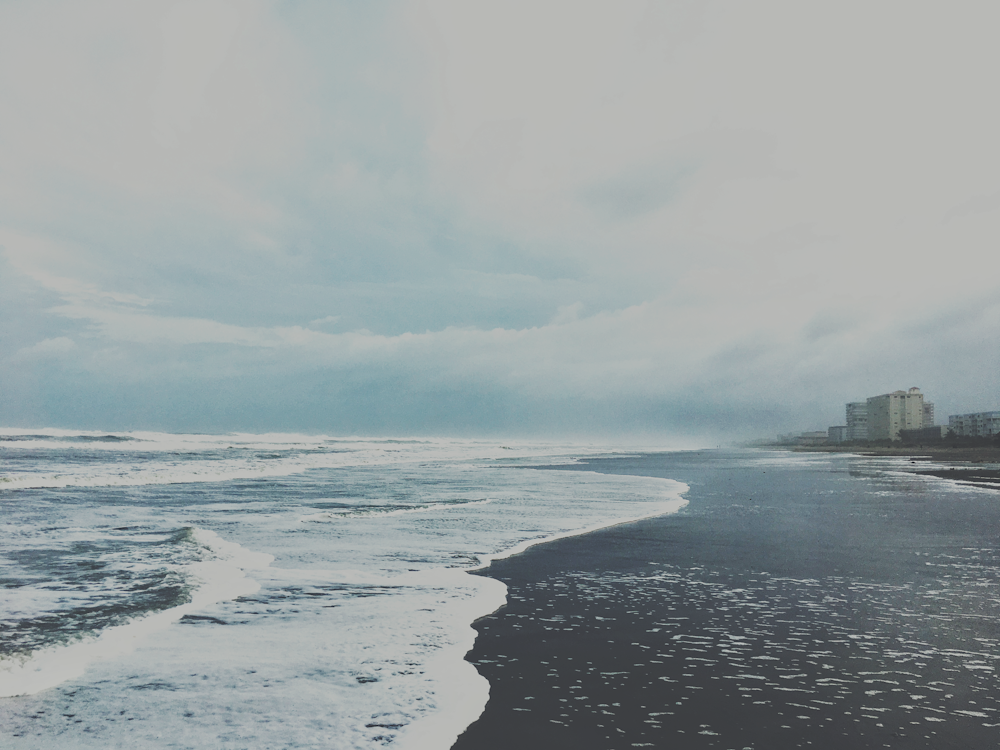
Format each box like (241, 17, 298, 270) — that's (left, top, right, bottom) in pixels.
(452, 449, 1000, 749)
(783, 444, 1000, 487)
(784, 443, 1000, 463)
(400, 472, 689, 750)
(465, 473, 690, 574)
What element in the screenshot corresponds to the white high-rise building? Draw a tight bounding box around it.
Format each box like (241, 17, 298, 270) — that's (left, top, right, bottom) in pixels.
(867, 387, 926, 441)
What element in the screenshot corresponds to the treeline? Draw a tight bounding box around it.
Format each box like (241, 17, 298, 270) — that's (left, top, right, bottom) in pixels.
(898, 432, 1000, 446)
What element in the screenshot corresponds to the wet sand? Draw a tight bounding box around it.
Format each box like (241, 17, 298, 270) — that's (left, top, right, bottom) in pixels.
(914, 468, 1000, 488)
(791, 444, 1000, 465)
(452, 451, 1000, 750)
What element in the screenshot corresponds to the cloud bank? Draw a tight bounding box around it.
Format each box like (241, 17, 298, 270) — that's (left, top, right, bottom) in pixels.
(2, 0, 998, 440)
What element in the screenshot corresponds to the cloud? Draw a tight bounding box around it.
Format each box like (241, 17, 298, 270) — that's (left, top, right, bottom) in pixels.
(150, 0, 250, 148)
(11, 337, 77, 363)
(579, 160, 695, 221)
(0, 1, 998, 437)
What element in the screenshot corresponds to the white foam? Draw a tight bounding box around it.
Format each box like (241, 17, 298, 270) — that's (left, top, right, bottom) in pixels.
(0, 527, 273, 698)
(393, 571, 508, 750)
(299, 498, 497, 522)
(0, 430, 617, 491)
(469, 478, 688, 571)
(0, 433, 694, 749)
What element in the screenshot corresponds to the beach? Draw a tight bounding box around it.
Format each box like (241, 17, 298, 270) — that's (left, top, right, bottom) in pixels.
(454, 450, 1000, 749)
(792, 443, 1000, 465)
(790, 445, 1000, 489)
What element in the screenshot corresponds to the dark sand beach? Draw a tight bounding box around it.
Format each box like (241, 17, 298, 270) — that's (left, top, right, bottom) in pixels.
(453, 450, 1000, 750)
(794, 445, 1000, 489)
(793, 443, 1000, 467)
(914, 467, 1000, 488)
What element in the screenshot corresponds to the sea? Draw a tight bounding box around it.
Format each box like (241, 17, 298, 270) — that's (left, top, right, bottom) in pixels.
(0, 430, 688, 749)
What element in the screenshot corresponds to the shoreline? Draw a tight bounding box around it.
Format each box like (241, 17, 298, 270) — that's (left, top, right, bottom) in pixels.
(402, 471, 690, 750)
(781, 445, 1000, 486)
(781, 443, 1000, 463)
(465, 473, 690, 574)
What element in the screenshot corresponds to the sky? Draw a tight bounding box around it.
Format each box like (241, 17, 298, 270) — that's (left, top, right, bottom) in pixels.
(1, 0, 999, 441)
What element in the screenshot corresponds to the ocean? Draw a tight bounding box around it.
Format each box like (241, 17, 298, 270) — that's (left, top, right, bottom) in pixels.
(0, 430, 686, 749)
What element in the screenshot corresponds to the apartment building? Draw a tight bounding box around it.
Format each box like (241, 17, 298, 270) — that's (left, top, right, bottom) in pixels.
(867, 387, 926, 441)
(828, 426, 848, 443)
(948, 411, 1000, 438)
(845, 402, 868, 441)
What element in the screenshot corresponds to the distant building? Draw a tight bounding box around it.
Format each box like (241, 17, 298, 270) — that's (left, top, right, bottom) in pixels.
(776, 431, 829, 446)
(828, 426, 848, 443)
(846, 402, 868, 441)
(867, 387, 926, 441)
(796, 431, 830, 446)
(948, 411, 1000, 438)
(922, 402, 935, 428)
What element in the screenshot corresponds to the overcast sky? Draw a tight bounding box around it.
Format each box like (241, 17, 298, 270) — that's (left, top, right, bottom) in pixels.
(2, 1, 998, 441)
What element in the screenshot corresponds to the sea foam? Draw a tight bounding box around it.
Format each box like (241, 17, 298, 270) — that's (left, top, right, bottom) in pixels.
(0, 433, 688, 749)
(0, 528, 272, 698)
